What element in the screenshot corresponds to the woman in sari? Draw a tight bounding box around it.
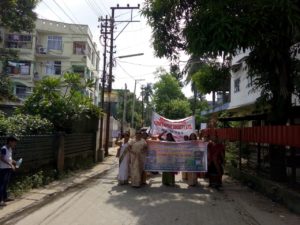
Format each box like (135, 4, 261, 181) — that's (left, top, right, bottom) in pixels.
(159, 131, 176, 186)
(187, 133, 198, 186)
(115, 132, 130, 185)
(128, 131, 148, 188)
(208, 135, 225, 188)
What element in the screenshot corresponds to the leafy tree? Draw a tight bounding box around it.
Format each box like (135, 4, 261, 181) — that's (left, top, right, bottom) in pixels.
(141, 83, 153, 126)
(0, 0, 39, 32)
(20, 73, 101, 132)
(0, 0, 39, 101)
(153, 73, 191, 119)
(0, 49, 18, 101)
(192, 62, 230, 105)
(188, 98, 209, 129)
(115, 90, 143, 129)
(143, 0, 300, 125)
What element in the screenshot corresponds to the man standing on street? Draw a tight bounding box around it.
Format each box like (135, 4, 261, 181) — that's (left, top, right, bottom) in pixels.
(0, 135, 18, 206)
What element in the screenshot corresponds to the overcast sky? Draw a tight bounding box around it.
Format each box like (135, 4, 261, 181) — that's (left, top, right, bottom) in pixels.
(35, 0, 193, 98)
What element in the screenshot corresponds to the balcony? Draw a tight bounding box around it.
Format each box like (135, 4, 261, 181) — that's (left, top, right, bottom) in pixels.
(35, 45, 70, 59)
(5, 34, 33, 50)
(7, 61, 32, 80)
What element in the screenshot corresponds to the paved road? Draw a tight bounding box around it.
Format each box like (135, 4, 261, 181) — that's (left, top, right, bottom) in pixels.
(8, 165, 300, 225)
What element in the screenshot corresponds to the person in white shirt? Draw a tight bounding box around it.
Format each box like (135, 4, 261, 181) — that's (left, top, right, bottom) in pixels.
(0, 135, 18, 207)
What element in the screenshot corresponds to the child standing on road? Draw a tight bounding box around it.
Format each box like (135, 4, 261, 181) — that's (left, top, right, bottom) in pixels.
(0, 135, 18, 206)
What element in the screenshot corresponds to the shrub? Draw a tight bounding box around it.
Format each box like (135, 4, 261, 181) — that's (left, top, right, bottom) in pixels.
(0, 111, 54, 135)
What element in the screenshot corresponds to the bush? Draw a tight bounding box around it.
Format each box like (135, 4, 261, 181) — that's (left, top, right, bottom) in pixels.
(0, 112, 54, 136)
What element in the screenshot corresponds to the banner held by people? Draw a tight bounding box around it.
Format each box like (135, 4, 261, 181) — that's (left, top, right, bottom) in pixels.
(151, 112, 195, 141)
(145, 140, 207, 172)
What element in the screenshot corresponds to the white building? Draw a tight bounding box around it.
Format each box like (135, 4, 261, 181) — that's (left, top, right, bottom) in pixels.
(0, 18, 100, 105)
(202, 48, 300, 121)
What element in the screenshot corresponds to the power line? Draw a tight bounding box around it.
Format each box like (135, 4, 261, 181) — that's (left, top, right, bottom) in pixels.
(42, 1, 66, 22)
(116, 61, 137, 80)
(84, 0, 101, 17)
(89, 0, 107, 16)
(116, 59, 170, 68)
(60, 0, 82, 24)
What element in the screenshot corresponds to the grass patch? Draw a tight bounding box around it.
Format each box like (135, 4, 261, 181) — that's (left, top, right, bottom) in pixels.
(8, 156, 95, 198)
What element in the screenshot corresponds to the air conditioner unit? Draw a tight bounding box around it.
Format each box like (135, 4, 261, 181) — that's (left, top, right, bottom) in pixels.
(38, 47, 47, 54)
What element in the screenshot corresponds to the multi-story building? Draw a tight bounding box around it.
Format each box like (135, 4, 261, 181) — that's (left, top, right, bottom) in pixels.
(0, 18, 100, 105)
(202, 48, 300, 126)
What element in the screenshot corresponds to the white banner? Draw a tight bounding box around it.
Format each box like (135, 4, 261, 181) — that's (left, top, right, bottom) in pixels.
(151, 112, 195, 141)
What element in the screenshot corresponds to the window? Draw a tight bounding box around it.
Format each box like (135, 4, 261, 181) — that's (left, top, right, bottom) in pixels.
(72, 65, 85, 77)
(46, 61, 61, 75)
(247, 76, 253, 88)
(5, 34, 32, 49)
(73, 42, 86, 55)
(47, 36, 62, 50)
(234, 78, 240, 93)
(7, 61, 31, 75)
(16, 85, 30, 99)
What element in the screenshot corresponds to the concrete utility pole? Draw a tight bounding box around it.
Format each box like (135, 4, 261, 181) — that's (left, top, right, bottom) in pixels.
(122, 83, 127, 134)
(104, 4, 140, 157)
(99, 15, 110, 158)
(131, 79, 145, 129)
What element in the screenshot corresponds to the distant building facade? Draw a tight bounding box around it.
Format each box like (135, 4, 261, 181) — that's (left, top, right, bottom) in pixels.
(0, 18, 100, 105)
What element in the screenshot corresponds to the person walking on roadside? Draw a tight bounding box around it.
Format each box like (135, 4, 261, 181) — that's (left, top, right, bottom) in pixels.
(181, 135, 189, 181)
(128, 131, 148, 188)
(0, 135, 18, 207)
(187, 133, 198, 186)
(208, 135, 225, 189)
(159, 131, 176, 186)
(115, 132, 131, 185)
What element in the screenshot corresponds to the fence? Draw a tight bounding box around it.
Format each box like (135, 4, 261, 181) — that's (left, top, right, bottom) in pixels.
(202, 126, 300, 147)
(202, 126, 300, 184)
(0, 133, 96, 173)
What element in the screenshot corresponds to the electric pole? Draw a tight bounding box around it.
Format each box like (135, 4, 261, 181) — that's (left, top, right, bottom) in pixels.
(104, 4, 140, 156)
(99, 15, 110, 158)
(122, 83, 127, 134)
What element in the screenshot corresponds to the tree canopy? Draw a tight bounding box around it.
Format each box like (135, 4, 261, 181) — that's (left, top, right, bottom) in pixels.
(0, 0, 39, 32)
(153, 73, 191, 119)
(143, 0, 300, 124)
(21, 73, 101, 132)
(192, 62, 230, 95)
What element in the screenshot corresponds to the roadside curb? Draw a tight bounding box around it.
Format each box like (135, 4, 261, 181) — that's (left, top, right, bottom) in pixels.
(0, 150, 118, 225)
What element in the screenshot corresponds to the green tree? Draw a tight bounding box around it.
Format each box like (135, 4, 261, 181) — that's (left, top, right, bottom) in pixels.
(141, 83, 153, 126)
(0, 0, 39, 32)
(153, 73, 191, 119)
(21, 73, 101, 132)
(0, 0, 39, 101)
(116, 90, 143, 129)
(143, 0, 300, 125)
(192, 62, 230, 105)
(0, 49, 18, 101)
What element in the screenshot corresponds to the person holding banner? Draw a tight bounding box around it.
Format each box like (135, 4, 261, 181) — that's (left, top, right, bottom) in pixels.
(208, 135, 225, 188)
(115, 132, 131, 185)
(159, 131, 176, 186)
(181, 135, 189, 181)
(128, 131, 148, 188)
(187, 133, 198, 186)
